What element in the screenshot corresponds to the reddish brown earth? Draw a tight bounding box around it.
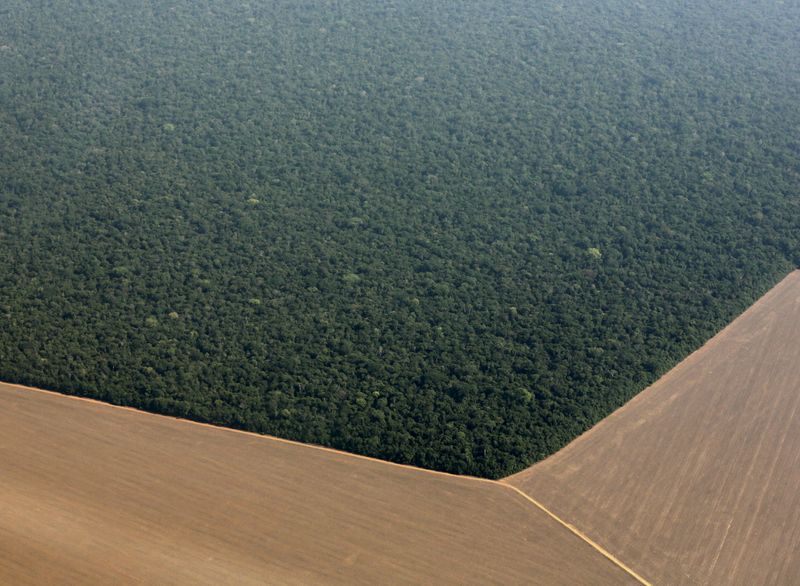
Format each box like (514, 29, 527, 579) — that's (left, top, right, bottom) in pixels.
(506, 270, 800, 585)
(0, 382, 635, 585)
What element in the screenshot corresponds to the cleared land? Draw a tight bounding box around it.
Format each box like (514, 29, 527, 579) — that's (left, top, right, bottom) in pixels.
(0, 382, 635, 585)
(507, 270, 800, 585)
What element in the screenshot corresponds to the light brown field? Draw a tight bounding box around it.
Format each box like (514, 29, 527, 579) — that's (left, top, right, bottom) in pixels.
(506, 270, 800, 585)
(0, 382, 636, 585)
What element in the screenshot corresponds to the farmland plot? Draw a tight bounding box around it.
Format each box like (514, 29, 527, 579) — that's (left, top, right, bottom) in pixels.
(507, 271, 800, 585)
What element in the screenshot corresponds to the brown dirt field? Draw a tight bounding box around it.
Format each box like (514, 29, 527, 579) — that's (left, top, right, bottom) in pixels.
(506, 270, 800, 585)
(0, 382, 636, 585)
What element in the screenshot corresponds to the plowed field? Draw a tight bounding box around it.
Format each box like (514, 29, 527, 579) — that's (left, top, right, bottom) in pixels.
(0, 382, 634, 585)
(507, 270, 800, 585)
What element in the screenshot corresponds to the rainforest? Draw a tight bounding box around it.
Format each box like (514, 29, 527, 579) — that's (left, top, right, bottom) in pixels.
(1, 0, 798, 477)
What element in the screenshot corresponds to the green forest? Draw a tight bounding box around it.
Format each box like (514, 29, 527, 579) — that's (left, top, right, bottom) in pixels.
(1, 0, 798, 478)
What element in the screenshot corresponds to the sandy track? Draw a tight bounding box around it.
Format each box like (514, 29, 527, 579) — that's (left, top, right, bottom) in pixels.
(0, 383, 635, 585)
(507, 270, 800, 585)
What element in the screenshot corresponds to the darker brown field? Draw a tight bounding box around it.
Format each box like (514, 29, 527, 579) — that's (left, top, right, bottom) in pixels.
(507, 270, 800, 585)
(0, 382, 634, 585)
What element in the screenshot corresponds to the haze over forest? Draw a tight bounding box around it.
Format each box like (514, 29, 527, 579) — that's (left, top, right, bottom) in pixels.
(1, 0, 798, 477)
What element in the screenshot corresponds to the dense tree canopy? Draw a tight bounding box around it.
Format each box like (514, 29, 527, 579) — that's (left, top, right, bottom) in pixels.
(1, 0, 798, 477)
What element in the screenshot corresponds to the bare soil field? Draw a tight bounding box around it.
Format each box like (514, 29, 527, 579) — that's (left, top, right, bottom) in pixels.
(507, 270, 800, 585)
(0, 382, 635, 585)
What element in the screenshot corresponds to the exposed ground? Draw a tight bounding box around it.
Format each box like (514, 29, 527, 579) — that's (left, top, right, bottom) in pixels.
(507, 270, 800, 585)
(4, 271, 797, 585)
(0, 382, 635, 585)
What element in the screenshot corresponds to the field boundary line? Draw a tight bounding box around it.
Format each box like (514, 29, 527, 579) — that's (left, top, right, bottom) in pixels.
(0, 381, 499, 486)
(500, 482, 653, 586)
